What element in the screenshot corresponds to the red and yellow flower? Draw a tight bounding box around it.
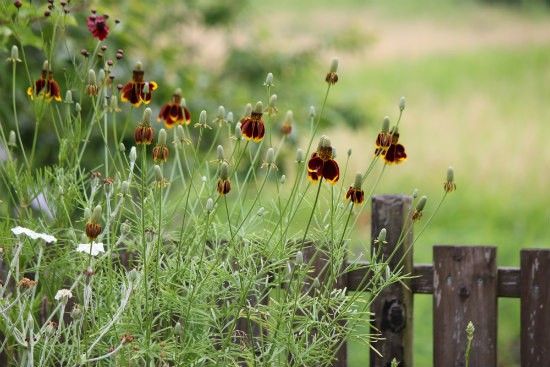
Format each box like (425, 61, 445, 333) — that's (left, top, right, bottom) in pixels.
(27, 62, 62, 102)
(157, 89, 191, 128)
(345, 173, 365, 204)
(217, 162, 231, 195)
(120, 62, 158, 107)
(375, 128, 407, 165)
(307, 136, 339, 184)
(240, 102, 265, 142)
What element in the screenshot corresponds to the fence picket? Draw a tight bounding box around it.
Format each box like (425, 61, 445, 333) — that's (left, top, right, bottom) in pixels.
(520, 249, 550, 366)
(433, 246, 497, 367)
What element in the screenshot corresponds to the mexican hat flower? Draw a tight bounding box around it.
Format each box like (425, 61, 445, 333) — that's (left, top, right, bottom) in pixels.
(240, 102, 265, 142)
(307, 136, 339, 184)
(157, 89, 191, 128)
(120, 62, 158, 107)
(27, 61, 62, 102)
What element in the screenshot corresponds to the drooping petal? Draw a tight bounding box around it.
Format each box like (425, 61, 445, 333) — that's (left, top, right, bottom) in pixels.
(307, 154, 323, 172)
(384, 144, 407, 164)
(158, 103, 170, 122)
(241, 118, 254, 141)
(120, 82, 141, 106)
(307, 169, 320, 182)
(48, 79, 62, 101)
(169, 104, 180, 122)
(183, 107, 191, 125)
(322, 159, 340, 184)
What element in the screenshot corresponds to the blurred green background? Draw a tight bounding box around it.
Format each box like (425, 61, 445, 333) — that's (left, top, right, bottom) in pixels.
(2, 0, 550, 365)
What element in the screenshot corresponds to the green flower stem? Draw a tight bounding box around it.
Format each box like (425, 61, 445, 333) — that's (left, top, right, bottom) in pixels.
(139, 145, 151, 358)
(11, 61, 30, 169)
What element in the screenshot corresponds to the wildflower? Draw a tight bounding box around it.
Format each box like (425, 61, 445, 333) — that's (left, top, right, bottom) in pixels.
(376, 125, 407, 165)
(18, 278, 37, 288)
(412, 196, 427, 221)
(262, 148, 277, 170)
(264, 72, 274, 87)
(325, 58, 339, 85)
(27, 61, 62, 102)
(7, 45, 21, 63)
(307, 136, 339, 184)
(281, 110, 293, 136)
(240, 102, 265, 142)
(217, 162, 231, 195)
(120, 62, 158, 107)
(54, 289, 73, 303)
(194, 110, 211, 129)
(212, 105, 227, 126)
(77, 242, 105, 256)
(85, 205, 102, 240)
(374, 116, 392, 154)
(152, 129, 169, 163)
(11, 226, 57, 243)
(135, 108, 155, 145)
(158, 89, 191, 128)
(444, 166, 456, 193)
(13, 0, 22, 9)
(87, 12, 110, 41)
(346, 173, 365, 204)
(154, 165, 168, 187)
(86, 69, 98, 96)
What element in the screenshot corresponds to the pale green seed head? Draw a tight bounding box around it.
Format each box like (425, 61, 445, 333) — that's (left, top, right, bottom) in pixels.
(329, 58, 339, 73)
(91, 205, 102, 223)
(143, 108, 152, 124)
(199, 110, 207, 125)
(254, 101, 263, 114)
(158, 129, 167, 146)
(219, 162, 229, 180)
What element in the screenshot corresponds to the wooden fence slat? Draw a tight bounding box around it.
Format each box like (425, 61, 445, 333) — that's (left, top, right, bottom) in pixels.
(520, 249, 550, 366)
(433, 246, 497, 367)
(370, 195, 413, 367)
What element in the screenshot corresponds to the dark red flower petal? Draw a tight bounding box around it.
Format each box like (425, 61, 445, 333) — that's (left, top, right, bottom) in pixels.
(384, 144, 407, 164)
(87, 15, 110, 41)
(183, 107, 191, 124)
(322, 159, 340, 184)
(48, 79, 62, 101)
(307, 154, 323, 172)
(254, 120, 265, 142)
(169, 104, 180, 122)
(307, 170, 319, 182)
(241, 118, 254, 140)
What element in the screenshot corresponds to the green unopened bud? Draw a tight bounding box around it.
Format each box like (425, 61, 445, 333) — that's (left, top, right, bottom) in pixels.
(382, 116, 390, 133)
(142, 82, 150, 95)
(119, 142, 126, 152)
(269, 94, 277, 108)
(64, 90, 73, 104)
(217, 105, 226, 119)
(219, 162, 229, 180)
(98, 69, 106, 82)
(158, 129, 167, 146)
(9, 45, 21, 62)
(296, 148, 304, 163)
(143, 108, 152, 125)
(134, 61, 143, 71)
(154, 165, 163, 182)
(199, 110, 207, 125)
(309, 106, 316, 119)
(75, 103, 82, 113)
(129, 146, 137, 163)
(285, 110, 294, 123)
(244, 103, 252, 117)
(264, 72, 274, 87)
(412, 188, 418, 199)
(295, 250, 303, 265)
(206, 198, 214, 213)
(121, 180, 130, 195)
(174, 321, 184, 336)
(254, 101, 263, 114)
(416, 196, 427, 212)
(319, 135, 331, 149)
(180, 97, 187, 108)
(227, 111, 234, 124)
(110, 95, 120, 111)
(265, 148, 275, 165)
(8, 130, 16, 147)
(235, 123, 242, 139)
(399, 96, 406, 111)
(84, 207, 92, 221)
(353, 173, 362, 189)
(377, 228, 387, 243)
(42, 60, 49, 71)
(391, 358, 399, 367)
(280, 175, 286, 184)
(466, 321, 475, 338)
(176, 125, 185, 141)
(88, 69, 96, 84)
(329, 58, 339, 73)
(91, 205, 102, 223)
(347, 148, 352, 157)
(217, 145, 225, 161)
(447, 166, 454, 183)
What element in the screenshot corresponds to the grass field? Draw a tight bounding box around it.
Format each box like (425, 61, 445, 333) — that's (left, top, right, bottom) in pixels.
(244, 1, 550, 365)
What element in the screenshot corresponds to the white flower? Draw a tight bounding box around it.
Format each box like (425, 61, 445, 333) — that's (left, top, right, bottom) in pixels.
(11, 226, 57, 243)
(54, 289, 73, 302)
(76, 242, 105, 257)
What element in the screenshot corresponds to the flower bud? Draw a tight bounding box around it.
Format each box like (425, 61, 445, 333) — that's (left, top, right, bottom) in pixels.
(176, 125, 185, 141)
(280, 175, 286, 184)
(217, 145, 225, 161)
(118, 142, 126, 152)
(329, 58, 339, 73)
(269, 94, 277, 107)
(295, 250, 303, 265)
(84, 207, 92, 221)
(377, 228, 387, 243)
(75, 103, 82, 112)
(447, 166, 454, 183)
(199, 110, 207, 125)
(412, 188, 418, 199)
(319, 135, 331, 149)
(121, 180, 130, 195)
(158, 128, 167, 146)
(64, 90, 73, 104)
(217, 105, 225, 119)
(129, 146, 137, 163)
(382, 116, 390, 133)
(264, 72, 274, 87)
(206, 198, 214, 213)
(353, 173, 362, 189)
(296, 148, 304, 163)
(466, 321, 475, 338)
(174, 321, 184, 336)
(391, 358, 399, 367)
(219, 162, 229, 180)
(309, 106, 316, 120)
(254, 101, 263, 114)
(265, 148, 275, 165)
(88, 69, 96, 84)
(234, 123, 242, 139)
(98, 69, 106, 83)
(8, 130, 16, 147)
(143, 108, 152, 125)
(91, 205, 102, 223)
(10, 45, 20, 62)
(244, 103, 252, 117)
(120, 221, 131, 236)
(416, 196, 427, 212)
(134, 61, 143, 71)
(347, 148, 352, 157)
(399, 96, 406, 111)
(227, 111, 234, 124)
(42, 60, 49, 71)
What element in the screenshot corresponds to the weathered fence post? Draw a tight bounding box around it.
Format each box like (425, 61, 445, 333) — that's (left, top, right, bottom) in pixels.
(433, 246, 497, 367)
(520, 249, 550, 366)
(370, 195, 413, 367)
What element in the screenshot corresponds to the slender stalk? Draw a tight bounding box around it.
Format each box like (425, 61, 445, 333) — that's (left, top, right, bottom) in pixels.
(11, 61, 30, 169)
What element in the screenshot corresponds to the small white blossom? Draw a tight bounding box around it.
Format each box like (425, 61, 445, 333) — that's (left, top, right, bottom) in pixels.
(76, 242, 105, 257)
(54, 289, 73, 302)
(11, 226, 57, 243)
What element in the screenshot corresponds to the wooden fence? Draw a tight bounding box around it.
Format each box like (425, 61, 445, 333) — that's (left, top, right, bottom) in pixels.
(323, 194, 550, 367)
